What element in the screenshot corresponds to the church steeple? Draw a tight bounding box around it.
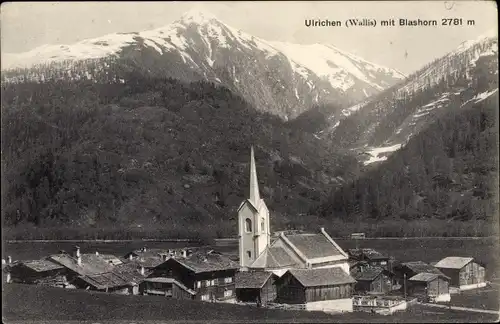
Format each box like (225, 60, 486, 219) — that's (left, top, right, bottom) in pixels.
(249, 146, 260, 205)
(238, 145, 270, 269)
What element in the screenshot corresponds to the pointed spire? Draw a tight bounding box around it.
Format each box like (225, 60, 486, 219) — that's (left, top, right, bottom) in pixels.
(249, 146, 260, 204)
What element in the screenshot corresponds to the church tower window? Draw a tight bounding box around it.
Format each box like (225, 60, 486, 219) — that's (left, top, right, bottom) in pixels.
(245, 218, 252, 233)
(261, 218, 265, 233)
(247, 251, 252, 259)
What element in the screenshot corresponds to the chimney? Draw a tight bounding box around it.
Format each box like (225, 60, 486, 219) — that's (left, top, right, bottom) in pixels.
(7, 256, 12, 264)
(2, 259, 5, 265)
(128, 254, 133, 261)
(140, 266, 145, 276)
(75, 246, 81, 258)
(6, 272, 11, 283)
(141, 246, 147, 253)
(95, 251, 99, 256)
(181, 249, 187, 258)
(77, 255, 82, 266)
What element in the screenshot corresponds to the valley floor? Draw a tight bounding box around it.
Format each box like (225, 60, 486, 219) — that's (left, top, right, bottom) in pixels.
(2, 284, 498, 323)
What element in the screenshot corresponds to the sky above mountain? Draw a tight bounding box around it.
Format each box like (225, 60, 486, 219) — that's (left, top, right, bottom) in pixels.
(1, 1, 497, 74)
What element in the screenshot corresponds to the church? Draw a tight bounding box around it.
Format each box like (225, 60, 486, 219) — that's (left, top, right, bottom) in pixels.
(237, 147, 350, 277)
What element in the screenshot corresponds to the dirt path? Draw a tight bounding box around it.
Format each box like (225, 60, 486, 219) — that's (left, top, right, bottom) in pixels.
(419, 302, 499, 315)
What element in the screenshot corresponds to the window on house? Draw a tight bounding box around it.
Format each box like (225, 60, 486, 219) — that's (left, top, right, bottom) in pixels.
(196, 281, 201, 289)
(261, 218, 265, 233)
(201, 294, 209, 301)
(206, 280, 211, 287)
(224, 289, 233, 297)
(381, 261, 387, 265)
(245, 218, 252, 232)
(247, 251, 252, 259)
(224, 277, 233, 283)
(211, 279, 216, 286)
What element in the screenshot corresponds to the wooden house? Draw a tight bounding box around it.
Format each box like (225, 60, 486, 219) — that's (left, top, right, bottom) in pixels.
(352, 267, 394, 294)
(408, 272, 451, 302)
(141, 277, 196, 299)
(276, 267, 356, 313)
(5, 259, 67, 287)
(393, 261, 449, 295)
(235, 271, 277, 305)
(434, 257, 486, 291)
(347, 249, 390, 269)
(147, 250, 239, 302)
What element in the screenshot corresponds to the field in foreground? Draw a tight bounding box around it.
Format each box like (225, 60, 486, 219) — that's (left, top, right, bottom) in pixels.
(2, 284, 498, 323)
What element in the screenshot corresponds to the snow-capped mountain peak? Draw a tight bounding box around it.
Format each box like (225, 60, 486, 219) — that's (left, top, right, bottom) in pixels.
(178, 9, 220, 25)
(2, 10, 405, 119)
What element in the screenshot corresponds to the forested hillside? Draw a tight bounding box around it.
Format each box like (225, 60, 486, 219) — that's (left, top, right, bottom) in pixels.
(315, 89, 498, 236)
(1, 76, 359, 239)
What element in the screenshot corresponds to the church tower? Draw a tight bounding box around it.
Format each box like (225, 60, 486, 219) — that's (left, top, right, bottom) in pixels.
(238, 146, 271, 269)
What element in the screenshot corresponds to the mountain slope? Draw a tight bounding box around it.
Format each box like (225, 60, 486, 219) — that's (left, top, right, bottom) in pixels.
(1, 10, 404, 119)
(320, 31, 498, 164)
(1, 75, 360, 235)
(315, 88, 498, 236)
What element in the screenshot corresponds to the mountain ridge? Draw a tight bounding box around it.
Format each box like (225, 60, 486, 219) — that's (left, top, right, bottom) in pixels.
(319, 31, 498, 164)
(1, 10, 404, 119)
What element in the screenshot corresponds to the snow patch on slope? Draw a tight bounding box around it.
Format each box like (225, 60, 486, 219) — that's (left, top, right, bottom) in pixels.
(364, 144, 402, 165)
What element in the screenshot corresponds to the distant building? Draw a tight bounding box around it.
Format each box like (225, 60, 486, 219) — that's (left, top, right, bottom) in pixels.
(352, 267, 394, 295)
(146, 250, 239, 302)
(347, 249, 390, 270)
(350, 233, 366, 239)
(235, 271, 278, 305)
(408, 272, 451, 302)
(434, 257, 486, 291)
(275, 267, 356, 313)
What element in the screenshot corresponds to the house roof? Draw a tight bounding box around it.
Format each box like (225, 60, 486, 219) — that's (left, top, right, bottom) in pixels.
(409, 272, 440, 282)
(18, 259, 64, 272)
(49, 253, 114, 276)
(353, 267, 385, 281)
(249, 246, 298, 269)
(160, 251, 239, 274)
(434, 257, 474, 269)
(78, 271, 138, 290)
(347, 248, 388, 261)
(288, 267, 356, 287)
(283, 231, 347, 260)
(235, 271, 275, 289)
(400, 261, 448, 277)
(113, 262, 151, 280)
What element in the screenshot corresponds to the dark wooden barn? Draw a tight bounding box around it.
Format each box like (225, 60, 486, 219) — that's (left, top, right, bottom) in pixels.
(408, 272, 451, 302)
(235, 271, 277, 305)
(434, 257, 486, 290)
(148, 250, 239, 302)
(276, 267, 356, 312)
(5, 259, 67, 287)
(352, 267, 394, 294)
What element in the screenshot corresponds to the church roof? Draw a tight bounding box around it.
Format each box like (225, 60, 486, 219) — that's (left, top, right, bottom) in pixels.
(249, 246, 298, 269)
(284, 231, 347, 260)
